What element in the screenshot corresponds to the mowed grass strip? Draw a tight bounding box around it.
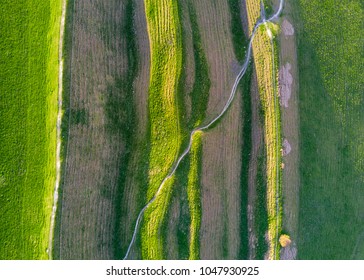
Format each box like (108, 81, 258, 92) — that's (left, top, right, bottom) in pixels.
(295, 0, 364, 259)
(0, 0, 61, 259)
(246, 0, 282, 259)
(141, 0, 183, 259)
(187, 131, 203, 260)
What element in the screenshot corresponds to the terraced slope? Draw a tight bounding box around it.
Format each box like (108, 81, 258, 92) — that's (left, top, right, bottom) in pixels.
(141, 0, 183, 260)
(0, 0, 61, 259)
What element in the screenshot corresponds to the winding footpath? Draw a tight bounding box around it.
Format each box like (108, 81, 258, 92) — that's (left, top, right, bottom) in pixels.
(123, 0, 284, 260)
(48, 0, 67, 260)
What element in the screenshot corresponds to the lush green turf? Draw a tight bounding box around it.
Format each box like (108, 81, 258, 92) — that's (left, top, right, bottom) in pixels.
(295, 0, 364, 259)
(141, 0, 183, 259)
(0, 0, 61, 259)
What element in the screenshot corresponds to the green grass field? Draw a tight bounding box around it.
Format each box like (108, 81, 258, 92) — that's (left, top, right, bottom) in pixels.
(295, 0, 364, 259)
(0, 0, 61, 259)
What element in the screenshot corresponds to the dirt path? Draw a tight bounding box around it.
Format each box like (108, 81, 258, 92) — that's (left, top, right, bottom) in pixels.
(48, 0, 67, 259)
(123, 0, 284, 260)
(275, 0, 300, 260)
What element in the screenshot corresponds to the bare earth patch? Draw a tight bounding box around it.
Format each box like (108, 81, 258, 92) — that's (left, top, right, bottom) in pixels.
(281, 19, 294, 37)
(282, 139, 292, 156)
(280, 242, 298, 260)
(279, 63, 293, 108)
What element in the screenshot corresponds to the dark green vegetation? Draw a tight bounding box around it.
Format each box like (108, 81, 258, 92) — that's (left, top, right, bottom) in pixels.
(238, 66, 253, 260)
(186, 3, 211, 128)
(295, 0, 364, 259)
(227, 0, 252, 260)
(0, 0, 61, 259)
(255, 153, 268, 259)
(109, 0, 142, 259)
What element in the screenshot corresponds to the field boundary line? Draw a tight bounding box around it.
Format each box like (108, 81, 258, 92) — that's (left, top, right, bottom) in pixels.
(48, 0, 67, 260)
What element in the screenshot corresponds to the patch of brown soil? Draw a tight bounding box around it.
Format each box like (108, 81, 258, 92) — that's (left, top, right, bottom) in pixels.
(165, 197, 181, 259)
(282, 139, 292, 156)
(279, 63, 293, 108)
(281, 19, 295, 37)
(280, 242, 297, 260)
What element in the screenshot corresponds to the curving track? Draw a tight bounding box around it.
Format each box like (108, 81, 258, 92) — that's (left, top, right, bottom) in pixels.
(123, 0, 284, 260)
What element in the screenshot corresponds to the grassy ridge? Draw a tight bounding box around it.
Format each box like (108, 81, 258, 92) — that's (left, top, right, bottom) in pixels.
(141, 0, 183, 259)
(187, 132, 203, 260)
(296, 0, 364, 259)
(246, 0, 282, 260)
(0, 0, 61, 259)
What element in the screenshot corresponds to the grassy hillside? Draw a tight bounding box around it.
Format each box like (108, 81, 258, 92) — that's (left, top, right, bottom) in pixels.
(141, 0, 183, 259)
(295, 0, 364, 259)
(245, 0, 282, 260)
(0, 0, 61, 259)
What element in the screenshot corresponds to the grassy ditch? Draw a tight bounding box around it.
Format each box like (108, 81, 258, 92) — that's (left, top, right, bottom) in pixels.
(0, 0, 62, 259)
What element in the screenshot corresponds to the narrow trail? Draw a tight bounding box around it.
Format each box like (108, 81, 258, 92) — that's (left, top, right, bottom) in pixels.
(123, 0, 284, 260)
(48, 0, 67, 260)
